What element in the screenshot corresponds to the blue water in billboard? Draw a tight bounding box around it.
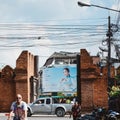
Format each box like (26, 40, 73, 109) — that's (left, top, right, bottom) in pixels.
(42, 65, 77, 92)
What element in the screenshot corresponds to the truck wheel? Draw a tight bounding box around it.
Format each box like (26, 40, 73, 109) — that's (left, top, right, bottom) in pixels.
(56, 108, 65, 117)
(27, 108, 32, 117)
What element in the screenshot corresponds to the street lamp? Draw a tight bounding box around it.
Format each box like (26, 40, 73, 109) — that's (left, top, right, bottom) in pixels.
(77, 1, 120, 88)
(78, 1, 120, 12)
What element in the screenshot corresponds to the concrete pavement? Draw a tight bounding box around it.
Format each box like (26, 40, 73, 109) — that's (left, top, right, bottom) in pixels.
(0, 113, 8, 116)
(0, 113, 73, 120)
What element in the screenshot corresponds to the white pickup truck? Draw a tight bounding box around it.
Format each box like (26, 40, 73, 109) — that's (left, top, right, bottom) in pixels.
(27, 96, 73, 117)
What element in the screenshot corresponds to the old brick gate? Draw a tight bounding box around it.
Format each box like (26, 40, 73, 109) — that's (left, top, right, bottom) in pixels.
(0, 49, 115, 112)
(0, 51, 39, 112)
(77, 49, 115, 111)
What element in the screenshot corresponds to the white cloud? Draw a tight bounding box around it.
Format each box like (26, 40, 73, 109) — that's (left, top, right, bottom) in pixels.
(0, 0, 119, 68)
(0, 48, 22, 68)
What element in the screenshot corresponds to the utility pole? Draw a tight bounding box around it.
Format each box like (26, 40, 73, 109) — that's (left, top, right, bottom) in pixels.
(77, 54, 81, 104)
(106, 16, 113, 87)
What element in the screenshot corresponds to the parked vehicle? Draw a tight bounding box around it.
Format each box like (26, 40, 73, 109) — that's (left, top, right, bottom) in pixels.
(77, 107, 120, 120)
(106, 110, 120, 120)
(27, 96, 73, 117)
(77, 107, 106, 120)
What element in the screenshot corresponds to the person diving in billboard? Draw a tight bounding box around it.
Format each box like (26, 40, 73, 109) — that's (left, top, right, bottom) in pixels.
(58, 67, 76, 92)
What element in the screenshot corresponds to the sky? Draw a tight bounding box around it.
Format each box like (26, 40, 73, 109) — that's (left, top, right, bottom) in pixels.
(0, 0, 119, 69)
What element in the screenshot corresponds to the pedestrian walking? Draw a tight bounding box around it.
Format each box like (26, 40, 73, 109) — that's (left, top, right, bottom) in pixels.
(71, 101, 81, 120)
(8, 94, 28, 120)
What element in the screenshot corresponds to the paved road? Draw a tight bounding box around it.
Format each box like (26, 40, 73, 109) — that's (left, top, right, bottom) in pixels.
(0, 114, 73, 120)
(29, 115, 72, 120)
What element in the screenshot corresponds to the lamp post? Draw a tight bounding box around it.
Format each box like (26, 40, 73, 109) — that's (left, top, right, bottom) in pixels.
(78, 1, 120, 12)
(77, 1, 120, 88)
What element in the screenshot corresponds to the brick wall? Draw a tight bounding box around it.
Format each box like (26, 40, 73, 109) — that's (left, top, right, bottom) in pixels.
(81, 80, 93, 110)
(15, 51, 35, 103)
(0, 51, 36, 112)
(0, 49, 115, 112)
(0, 65, 15, 112)
(93, 78, 108, 108)
(80, 49, 110, 111)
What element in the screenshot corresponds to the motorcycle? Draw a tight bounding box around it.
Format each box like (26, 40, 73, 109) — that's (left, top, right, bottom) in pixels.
(77, 107, 120, 120)
(77, 107, 106, 120)
(106, 110, 120, 120)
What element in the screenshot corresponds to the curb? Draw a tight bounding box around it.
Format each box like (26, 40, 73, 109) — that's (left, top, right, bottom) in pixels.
(0, 113, 9, 117)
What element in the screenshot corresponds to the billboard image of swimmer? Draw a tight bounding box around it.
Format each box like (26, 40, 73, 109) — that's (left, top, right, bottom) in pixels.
(42, 65, 77, 92)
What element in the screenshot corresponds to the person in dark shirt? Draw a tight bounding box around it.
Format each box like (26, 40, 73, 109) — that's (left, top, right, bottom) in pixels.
(71, 102, 81, 120)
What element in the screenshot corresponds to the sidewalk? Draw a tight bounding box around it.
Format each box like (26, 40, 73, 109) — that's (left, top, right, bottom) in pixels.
(0, 113, 5, 116)
(0, 113, 10, 117)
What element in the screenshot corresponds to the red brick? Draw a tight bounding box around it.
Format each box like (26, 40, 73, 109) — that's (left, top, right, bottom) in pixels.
(0, 50, 36, 112)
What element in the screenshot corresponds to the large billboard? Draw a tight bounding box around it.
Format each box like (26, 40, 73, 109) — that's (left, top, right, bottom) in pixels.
(42, 65, 77, 93)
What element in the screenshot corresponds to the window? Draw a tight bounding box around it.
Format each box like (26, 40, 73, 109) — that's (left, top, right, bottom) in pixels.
(55, 59, 69, 65)
(70, 59, 76, 64)
(36, 99, 44, 104)
(46, 99, 51, 104)
(53, 98, 59, 103)
(40, 99, 44, 104)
